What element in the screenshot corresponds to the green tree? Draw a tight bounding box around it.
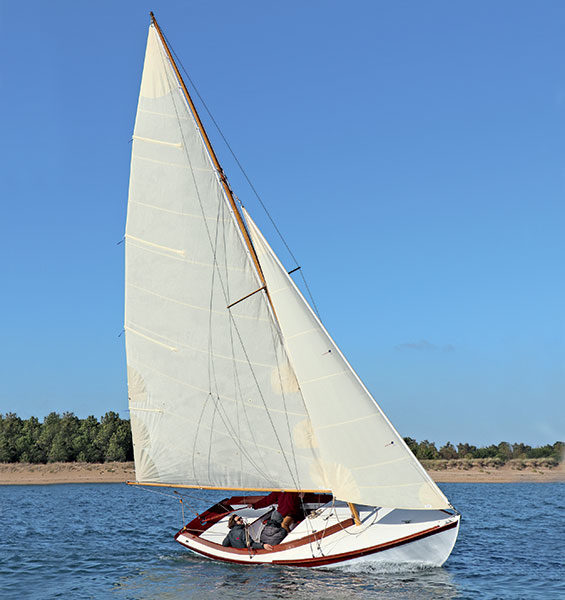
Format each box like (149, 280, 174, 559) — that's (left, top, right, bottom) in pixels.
(403, 437, 418, 454)
(526, 444, 554, 459)
(416, 440, 439, 460)
(105, 432, 127, 461)
(0, 413, 23, 462)
(37, 412, 62, 460)
(95, 412, 132, 462)
(457, 443, 477, 459)
(45, 412, 81, 463)
(60, 412, 80, 461)
(48, 431, 72, 462)
(104, 418, 133, 462)
(439, 442, 458, 460)
(73, 415, 103, 462)
(496, 442, 512, 461)
(512, 443, 532, 459)
(17, 417, 44, 463)
(474, 444, 498, 459)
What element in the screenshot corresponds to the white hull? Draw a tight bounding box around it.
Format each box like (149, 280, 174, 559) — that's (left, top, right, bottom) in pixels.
(175, 496, 460, 568)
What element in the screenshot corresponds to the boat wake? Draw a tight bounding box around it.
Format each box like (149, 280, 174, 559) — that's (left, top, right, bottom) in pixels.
(326, 559, 438, 575)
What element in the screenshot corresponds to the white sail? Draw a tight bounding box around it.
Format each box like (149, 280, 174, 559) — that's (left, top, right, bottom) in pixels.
(125, 25, 324, 491)
(243, 210, 450, 510)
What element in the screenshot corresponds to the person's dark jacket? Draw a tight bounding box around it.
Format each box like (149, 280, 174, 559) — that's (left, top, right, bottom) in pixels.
(260, 518, 288, 546)
(222, 524, 263, 549)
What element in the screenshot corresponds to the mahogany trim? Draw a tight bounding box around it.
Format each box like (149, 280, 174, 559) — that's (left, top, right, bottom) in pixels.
(177, 517, 356, 555)
(174, 494, 334, 539)
(274, 518, 355, 551)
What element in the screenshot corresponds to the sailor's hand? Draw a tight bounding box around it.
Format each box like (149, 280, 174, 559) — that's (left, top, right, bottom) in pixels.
(263, 543, 274, 551)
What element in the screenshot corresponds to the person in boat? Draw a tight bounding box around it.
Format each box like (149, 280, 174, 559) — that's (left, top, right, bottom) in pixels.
(251, 491, 305, 532)
(259, 509, 289, 546)
(222, 514, 274, 551)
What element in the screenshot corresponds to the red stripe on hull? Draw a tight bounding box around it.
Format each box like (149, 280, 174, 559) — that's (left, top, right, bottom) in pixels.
(273, 519, 458, 567)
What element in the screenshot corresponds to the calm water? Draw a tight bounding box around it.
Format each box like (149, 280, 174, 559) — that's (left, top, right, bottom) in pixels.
(0, 482, 563, 599)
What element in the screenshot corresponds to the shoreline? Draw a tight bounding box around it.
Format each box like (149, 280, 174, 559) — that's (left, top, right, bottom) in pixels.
(0, 461, 563, 485)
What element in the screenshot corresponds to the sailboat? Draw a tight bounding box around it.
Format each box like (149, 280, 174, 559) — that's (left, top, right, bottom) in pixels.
(125, 13, 460, 568)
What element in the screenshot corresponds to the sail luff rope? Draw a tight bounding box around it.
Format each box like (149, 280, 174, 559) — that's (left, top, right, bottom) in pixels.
(164, 31, 322, 319)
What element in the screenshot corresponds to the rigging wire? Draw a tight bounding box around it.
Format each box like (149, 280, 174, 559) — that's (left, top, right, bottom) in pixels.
(128, 483, 200, 527)
(164, 33, 322, 319)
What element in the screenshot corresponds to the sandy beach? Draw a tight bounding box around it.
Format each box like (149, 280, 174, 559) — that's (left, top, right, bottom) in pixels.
(426, 465, 564, 483)
(0, 461, 563, 485)
(0, 462, 136, 485)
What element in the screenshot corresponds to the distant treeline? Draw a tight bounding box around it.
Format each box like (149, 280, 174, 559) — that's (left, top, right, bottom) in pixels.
(0, 412, 562, 464)
(0, 412, 133, 463)
(403, 438, 563, 462)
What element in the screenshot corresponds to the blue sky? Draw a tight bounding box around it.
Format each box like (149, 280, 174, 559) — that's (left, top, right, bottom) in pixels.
(1, 0, 563, 447)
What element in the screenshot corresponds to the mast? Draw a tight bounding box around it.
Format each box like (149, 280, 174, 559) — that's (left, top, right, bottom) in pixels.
(149, 13, 271, 299)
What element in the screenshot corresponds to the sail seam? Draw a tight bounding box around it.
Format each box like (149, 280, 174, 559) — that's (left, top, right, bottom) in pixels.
(129, 199, 232, 220)
(156, 409, 299, 458)
(127, 282, 270, 322)
(127, 321, 277, 368)
(127, 327, 178, 351)
(133, 154, 213, 171)
(133, 134, 183, 148)
(358, 482, 427, 489)
(300, 370, 348, 386)
(139, 108, 188, 119)
(314, 412, 377, 431)
(130, 358, 307, 417)
(285, 328, 317, 341)
(125, 234, 185, 256)
(352, 456, 410, 471)
(127, 239, 246, 271)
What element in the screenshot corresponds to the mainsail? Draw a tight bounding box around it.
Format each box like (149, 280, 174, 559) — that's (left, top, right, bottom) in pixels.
(125, 25, 321, 491)
(125, 23, 450, 510)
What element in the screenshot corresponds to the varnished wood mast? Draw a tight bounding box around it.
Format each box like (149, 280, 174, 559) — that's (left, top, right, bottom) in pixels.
(149, 12, 274, 313)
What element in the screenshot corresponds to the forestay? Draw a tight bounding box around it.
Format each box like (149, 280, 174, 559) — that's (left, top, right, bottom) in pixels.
(243, 210, 450, 510)
(125, 25, 324, 491)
